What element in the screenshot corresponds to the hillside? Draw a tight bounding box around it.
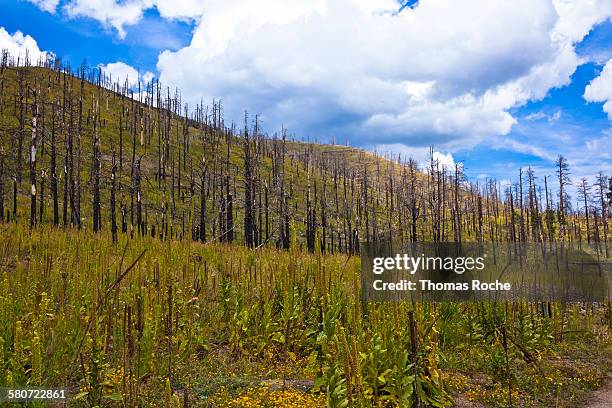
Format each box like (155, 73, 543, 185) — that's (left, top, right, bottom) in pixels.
(0, 64, 422, 249)
(3, 62, 605, 253)
(1, 60, 612, 408)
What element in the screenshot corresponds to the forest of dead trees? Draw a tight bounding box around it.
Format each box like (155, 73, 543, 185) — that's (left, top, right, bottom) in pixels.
(0, 52, 611, 255)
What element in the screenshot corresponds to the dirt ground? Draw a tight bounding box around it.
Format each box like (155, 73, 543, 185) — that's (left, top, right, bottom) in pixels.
(585, 379, 612, 408)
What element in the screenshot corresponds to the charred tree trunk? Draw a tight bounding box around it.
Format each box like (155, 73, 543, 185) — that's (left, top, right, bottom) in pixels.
(92, 101, 102, 232)
(0, 156, 4, 222)
(50, 100, 59, 225)
(135, 158, 143, 236)
(596, 172, 609, 257)
(76, 67, 84, 225)
(242, 113, 255, 247)
(38, 94, 45, 224)
(29, 94, 39, 227)
(199, 161, 207, 243)
(111, 152, 117, 242)
(226, 132, 234, 243)
(14, 70, 25, 218)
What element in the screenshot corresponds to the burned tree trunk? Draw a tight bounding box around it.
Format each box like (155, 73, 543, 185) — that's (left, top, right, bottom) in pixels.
(67, 100, 80, 228)
(226, 191, 233, 243)
(578, 178, 591, 243)
(119, 113, 123, 171)
(275, 131, 288, 249)
(50, 100, 59, 225)
(38, 93, 45, 224)
(0, 155, 4, 221)
(199, 158, 207, 243)
(14, 69, 25, 218)
(596, 172, 609, 256)
(453, 163, 463, 244)
(135, 158, 143, 236)
(225, 130, 234, 243)
(29, 94, 38, 227)
(111, 151, 117, 242)
(556, 155, 570, 240)
(92, 101, 102, 232)
(76, 67, 85, 225)
(409, 159, 419, 243)
(242, 113, 255, 247)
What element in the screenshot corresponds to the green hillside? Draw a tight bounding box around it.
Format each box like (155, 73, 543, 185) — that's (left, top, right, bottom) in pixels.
(0, 62, 612, 408)
(1, 64, 417, 252)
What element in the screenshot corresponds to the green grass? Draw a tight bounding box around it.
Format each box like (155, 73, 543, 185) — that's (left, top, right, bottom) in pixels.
(0, 222, 611, 407)
(0, 65, 402, 248)
(0, 64, 611, 408)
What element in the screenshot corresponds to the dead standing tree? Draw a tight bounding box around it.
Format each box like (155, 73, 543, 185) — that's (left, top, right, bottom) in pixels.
(50, 98, 59, 225)
(92, 99, 102, 232)
(111, 151, 117, 242)
(556, 155, 571, 241)
(577, 177, 591, 243)
(596, 172, 609, 256)
(14, 68, 26, 218)
(29, 90, 39, 227)
(199, 156, 208, 243)
(242, 112, 256, 248)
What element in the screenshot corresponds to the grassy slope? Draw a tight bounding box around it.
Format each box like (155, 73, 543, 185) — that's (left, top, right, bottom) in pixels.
(1, 222, 611, 407)
(0, 66, 612, 407)
(0, 65, 402, 246)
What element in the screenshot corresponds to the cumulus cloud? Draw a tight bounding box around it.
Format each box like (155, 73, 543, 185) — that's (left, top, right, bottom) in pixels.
(0, 27, 52, 64)
(369, 143, 456, 170)
(151, 0, 612, 151)
(61, 0, 202, 38)
(432, 152, 456, 169)
(153, 0, 204, 20)
(63, 0, 148, 38)
(553, 0, 612, 43)
(27, 0, 60, 13)
(584, 58, 612, 120)
(23, 0, 612, 155)
(98, 61, 154, 88)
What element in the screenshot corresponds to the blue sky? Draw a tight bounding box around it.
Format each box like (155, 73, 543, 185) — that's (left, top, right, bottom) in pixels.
(460, 59, 612, 184)
(0, 0, 193, 71)
(1, 0, 611, 191)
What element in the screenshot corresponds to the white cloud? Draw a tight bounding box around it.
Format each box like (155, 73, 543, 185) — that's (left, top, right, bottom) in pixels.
(0, 27, 52, 64)
(501, 139, 557, 162)
(585, 130, 612, 159)
(20, 0, 612, 156)
(523, 109, 562, 122)
(432, 151, 456, 169)
(552, 0, 612, 44)
(584, 58, 612, 120)
(98, 61, 154, 88)
(63, 0, 148, 38)
(550, 110, 562, 122)
(27, 0, 60, 13)
(524, 112, 548, 121)
(369, 143, 456, 170)
(153, 0, 204, 20)
(61, 0, 203, 38)
(151, 0, 612, 150)
(142, 71, 154, 84)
